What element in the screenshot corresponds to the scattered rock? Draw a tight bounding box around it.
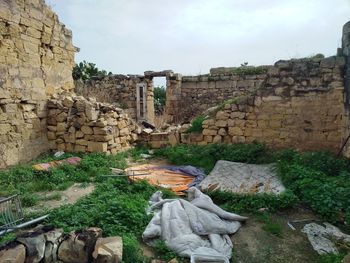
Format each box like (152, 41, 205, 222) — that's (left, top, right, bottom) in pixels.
(92, 236, 123, 263)
(58, 227, 102, 263)
(0, 243, 26, 263)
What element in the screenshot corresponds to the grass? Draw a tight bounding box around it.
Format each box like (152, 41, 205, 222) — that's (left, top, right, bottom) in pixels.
(155, 144, 350, 223)
(257, 212, 284, 237)
(186, 115, 206, 133)
(1, 143, 350, 262)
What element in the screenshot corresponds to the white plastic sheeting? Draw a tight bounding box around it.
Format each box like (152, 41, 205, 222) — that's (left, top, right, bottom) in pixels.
(142, 187, 247, 260)
(302, 222, 350, 255)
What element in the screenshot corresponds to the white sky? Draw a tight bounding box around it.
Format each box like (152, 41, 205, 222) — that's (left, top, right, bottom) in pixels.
(47, 0, 350, 77)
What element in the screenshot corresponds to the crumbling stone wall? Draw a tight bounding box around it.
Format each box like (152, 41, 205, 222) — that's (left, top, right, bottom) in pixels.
(166, 56, 345, 124)
(177, 56, 346, 152)
(0, 0, 76, 168)
(75, 75, 154, 123)
(47, 95, 139, 154)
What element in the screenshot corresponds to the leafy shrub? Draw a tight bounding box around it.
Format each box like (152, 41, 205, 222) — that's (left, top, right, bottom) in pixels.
(186, 116, 206, 133)
(73, 60, 112, 81)
(230, 65, 267, 75)
(155, 143, 273, 173)
(208, 190, 298, 214)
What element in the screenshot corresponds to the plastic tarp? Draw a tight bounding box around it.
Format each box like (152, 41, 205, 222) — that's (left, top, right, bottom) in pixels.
(125, 164, 205, 195)
(142, 187, 247, 260)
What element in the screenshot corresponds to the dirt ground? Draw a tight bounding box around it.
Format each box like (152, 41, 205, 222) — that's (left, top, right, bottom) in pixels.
(231, 207, 320, 263)
(27, 183, 95, 213)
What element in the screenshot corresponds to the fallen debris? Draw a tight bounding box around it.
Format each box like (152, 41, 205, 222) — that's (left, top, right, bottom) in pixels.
(32, 157, 81, 171)
(200, 160, 285, 194)
(302, 222, 350, 255)
(143, 187, 247, 261)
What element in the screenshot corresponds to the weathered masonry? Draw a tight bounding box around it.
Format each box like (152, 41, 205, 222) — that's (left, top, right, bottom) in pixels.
(0, 0, 140, 168)
(1, 0, 350, 167)
(0, 0, 76, 168)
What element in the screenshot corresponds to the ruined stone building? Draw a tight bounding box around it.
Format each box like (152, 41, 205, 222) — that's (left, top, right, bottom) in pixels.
(1, 0, 350, 168)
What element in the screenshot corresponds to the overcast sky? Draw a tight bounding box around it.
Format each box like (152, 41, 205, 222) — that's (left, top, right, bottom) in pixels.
(47, 0, 350, 77)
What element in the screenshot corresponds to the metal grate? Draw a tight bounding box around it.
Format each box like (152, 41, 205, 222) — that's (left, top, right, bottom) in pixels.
(0, 195, 24, 233)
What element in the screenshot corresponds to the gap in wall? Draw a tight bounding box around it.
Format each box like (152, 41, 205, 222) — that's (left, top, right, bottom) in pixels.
(153, 77, 167, 128)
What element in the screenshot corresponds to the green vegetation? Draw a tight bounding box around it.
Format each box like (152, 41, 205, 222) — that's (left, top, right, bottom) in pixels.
(257, 212, 284, 237)
(155, 143, 273, 173)
(156, 144, 350, 223)
(1, 143, 350, 262)
(153, 240, 185, 262)
(186, 115, 206, 133)
(48, 179, 157, 262)
(317, 253, 346, 263)
(154, 86, 166, 114)
(230, 65, 267, 75)
(0, 152, 129, 204)
(73, 60, 112, 81)
(208, 190, 298, 214)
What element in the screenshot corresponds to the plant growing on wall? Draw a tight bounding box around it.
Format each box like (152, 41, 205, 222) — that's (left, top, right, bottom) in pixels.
(73, 60, 112, 81)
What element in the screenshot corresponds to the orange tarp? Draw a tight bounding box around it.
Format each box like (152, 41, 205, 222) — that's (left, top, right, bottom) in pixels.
(125, 164, 195, 195)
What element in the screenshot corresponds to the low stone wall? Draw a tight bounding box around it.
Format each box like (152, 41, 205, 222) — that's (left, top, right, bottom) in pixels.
(165, 56, 346, 124)
(0, 226, 122, 263)
(47, 95, 139, 154)
(75, 75, 154, 123)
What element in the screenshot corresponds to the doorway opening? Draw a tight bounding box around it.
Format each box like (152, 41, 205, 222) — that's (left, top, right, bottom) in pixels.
(153, 77, 167, 128)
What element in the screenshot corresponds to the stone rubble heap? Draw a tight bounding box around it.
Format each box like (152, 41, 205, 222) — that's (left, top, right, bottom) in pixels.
(47, 95, 140, 154)
(0, 226, 123, 263)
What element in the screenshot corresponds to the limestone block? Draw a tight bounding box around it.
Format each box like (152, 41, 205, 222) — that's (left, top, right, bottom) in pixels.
(215, 111, 229, 120)
(56, 112, 67, 122)
(204, 135, 213, 143)
(56, 122, 66, 132)
(47, 131, 56, 140)
(218, 128, 227, 136)
(81, 125, 93, 135)
(213, 135, 222, 143)
(0, 243, 26, 263)
(232, 136, 246, 143)
(202, 129, 217, 136)
(88, 142, 108, 152)
(85, 104, 98, 121)
(74, 145, 86, 152)
(93, 134, 113, 142)
(0, 124, 11, 135)
(215, 120, 227, 127)
(76, 139, 88, 146)
(228, 127, 243, 136)
(92, 236, 123, 263)
(117, 120, 127, 129)
(119, 127, 130, 136)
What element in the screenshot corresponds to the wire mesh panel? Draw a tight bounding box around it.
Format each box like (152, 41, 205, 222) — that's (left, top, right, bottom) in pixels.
(0, 195, 24, 234)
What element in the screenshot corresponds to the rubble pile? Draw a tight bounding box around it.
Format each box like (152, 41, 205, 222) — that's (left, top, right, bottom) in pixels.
(47, 95, 140, 154)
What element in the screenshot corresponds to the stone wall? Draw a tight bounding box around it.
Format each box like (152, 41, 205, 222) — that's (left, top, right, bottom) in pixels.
(75, 75, 155, 123)
(47, 95, 139, 154)
(0, 0, 76, 168)
(165, 56, 345, 124)
(178, 57, 346, 152)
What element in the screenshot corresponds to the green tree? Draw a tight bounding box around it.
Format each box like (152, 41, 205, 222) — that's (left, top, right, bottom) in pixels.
(73, 60, 112, 81)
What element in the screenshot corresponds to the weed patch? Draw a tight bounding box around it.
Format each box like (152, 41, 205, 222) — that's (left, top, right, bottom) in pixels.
(155, 143, 273, 173)
(186, 115, 206, 133)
